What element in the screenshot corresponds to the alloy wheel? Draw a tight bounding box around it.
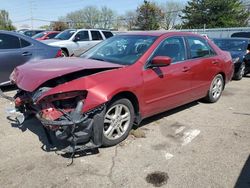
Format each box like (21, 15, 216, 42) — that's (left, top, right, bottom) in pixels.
(211, 77, 223, 100)
(103, 104, 131, 140)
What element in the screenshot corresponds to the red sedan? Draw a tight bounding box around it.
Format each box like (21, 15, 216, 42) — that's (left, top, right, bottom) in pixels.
(8, 32, 233, 153)
(32, 31, 60, 40)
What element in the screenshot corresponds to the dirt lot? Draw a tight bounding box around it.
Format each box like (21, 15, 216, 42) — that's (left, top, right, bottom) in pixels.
(0, 78, 250, 188)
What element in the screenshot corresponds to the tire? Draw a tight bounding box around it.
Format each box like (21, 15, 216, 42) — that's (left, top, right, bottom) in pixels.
(102, 98, 135, 147)
(233, 62, 245, 80)
(61, 49, 68, 57)
(204, 74, 224, 103)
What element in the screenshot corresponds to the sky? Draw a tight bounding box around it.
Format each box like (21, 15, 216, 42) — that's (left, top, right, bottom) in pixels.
(0, 0, 187, 29)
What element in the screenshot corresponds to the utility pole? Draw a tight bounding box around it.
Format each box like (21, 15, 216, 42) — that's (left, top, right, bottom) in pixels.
(29, 0, 34, 29)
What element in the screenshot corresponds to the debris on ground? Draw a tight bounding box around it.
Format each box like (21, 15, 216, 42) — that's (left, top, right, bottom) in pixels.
(130, 129, 146, 138)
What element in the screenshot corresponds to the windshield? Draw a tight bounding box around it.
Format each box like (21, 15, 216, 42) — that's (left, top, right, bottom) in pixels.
(32, 32, 46, 39)
(81, 35, 157, 65)
(213, 39, 248, 52)
(54, 29, 76, 40)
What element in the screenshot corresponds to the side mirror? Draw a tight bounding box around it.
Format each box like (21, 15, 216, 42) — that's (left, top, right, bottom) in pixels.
(148, 56, 172, 68)
(73, 35, 80, 42)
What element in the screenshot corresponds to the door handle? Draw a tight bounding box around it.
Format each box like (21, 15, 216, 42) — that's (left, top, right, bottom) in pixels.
(182, 66, 191, 72)
(22, 52, 32, 56)
(212, 61, 218, 64)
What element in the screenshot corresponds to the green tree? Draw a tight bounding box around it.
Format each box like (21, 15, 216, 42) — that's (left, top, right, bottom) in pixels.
(136, 0, 164, 30)
(99, 6, 116, 29)
(40, 25, 51, 30)
(51, 21, 69, 31)
(181, 0, 250, 29)
(161, 2, 183, 30)
(123, 11, 137, 30)
(0, 10, 15, 30)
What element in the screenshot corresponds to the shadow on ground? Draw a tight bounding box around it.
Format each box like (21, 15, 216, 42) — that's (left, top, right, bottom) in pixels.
(0, 85, 17, 92)
(10, 118, 99, 158)
(8, 100, 200, 158)
(235, 155, 250, 188)
(138, 101, 199, 128)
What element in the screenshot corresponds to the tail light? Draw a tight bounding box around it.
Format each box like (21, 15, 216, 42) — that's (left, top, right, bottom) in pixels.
(55, 49, 62, 58)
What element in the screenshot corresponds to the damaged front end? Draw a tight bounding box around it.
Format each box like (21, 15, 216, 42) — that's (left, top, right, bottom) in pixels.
(4, 87, 106, 154)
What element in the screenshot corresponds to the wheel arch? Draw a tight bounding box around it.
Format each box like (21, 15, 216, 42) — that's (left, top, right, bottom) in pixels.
(61, 47, 69, 56)
(217, 72, 226, 89)
(109, 91, 141, 124)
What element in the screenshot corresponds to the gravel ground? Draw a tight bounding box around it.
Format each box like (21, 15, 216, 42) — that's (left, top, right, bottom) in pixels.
(0, 77, 249, 188)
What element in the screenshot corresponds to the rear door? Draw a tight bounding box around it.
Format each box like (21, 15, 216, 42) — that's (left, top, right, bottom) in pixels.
(72, 30, 91, 56)
(90, 30, 104, 47)
(185, 36, 221, 99)
(142, 36, 193, 116)
(0, 34, 33, 83)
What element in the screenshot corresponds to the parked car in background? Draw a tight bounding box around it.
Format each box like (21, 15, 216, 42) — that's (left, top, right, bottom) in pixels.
(16, 29, 29, 34)
(0, 30, 62, 86)
(212, 38, 250, 80)
(23, 30, 44, 37)
(32, 31, 60, 41)
(8, 32, 233, 153)
(42, 29, 114, 57)
(231, 32, 250, 38)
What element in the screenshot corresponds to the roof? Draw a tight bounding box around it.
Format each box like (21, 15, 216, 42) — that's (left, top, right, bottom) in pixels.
(118, 31, 204, 37)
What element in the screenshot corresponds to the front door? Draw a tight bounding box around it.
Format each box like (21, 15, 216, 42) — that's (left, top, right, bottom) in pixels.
(142, 36, 193, 117)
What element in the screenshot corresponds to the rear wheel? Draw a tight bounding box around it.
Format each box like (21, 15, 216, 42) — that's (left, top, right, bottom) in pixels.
(102, 98, 134, 147)
(61, 49, 68, 57)
(234, 62, 245, 80)
(204, 74, 224, 103)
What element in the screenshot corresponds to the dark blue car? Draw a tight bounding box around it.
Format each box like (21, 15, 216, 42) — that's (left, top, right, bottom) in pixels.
(0, 30, 62, 86)
(212, 38, 250, 80)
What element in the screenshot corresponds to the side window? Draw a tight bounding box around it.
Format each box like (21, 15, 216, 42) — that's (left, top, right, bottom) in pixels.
(187, 37, 215, 59)
(102, 31, 113, 39)
(76, 31, 89, 41)
(91, 31, 103, 41)
(153, 37, 186, 63)
(47, 33, 58, 39)
(0, 34, 21, 49)
(20, 38, 31, 48)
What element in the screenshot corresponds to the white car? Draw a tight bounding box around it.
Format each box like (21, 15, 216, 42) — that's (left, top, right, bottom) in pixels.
(42, 29, 113, 57)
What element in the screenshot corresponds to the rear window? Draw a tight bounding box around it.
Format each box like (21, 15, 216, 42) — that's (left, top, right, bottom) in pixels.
(102, 31, 113, 39)
(231, 32, 250, 38)
(213, 39, 248, 52)
(91, 31, 103, 41)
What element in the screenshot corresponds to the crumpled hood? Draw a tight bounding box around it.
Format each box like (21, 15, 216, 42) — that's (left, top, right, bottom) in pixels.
(12, 57, 123, 92)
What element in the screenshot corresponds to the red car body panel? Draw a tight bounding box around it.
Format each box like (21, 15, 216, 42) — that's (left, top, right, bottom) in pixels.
(12, 32, 234, 120)
(12, 58, 124, 92)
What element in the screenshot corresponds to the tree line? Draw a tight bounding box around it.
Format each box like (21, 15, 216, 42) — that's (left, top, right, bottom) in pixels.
(1, 0, 250, 31)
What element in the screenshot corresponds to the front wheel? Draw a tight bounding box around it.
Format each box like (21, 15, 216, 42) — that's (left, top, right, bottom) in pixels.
(204, 74, 224, 103)
(102, 98, 135, 147)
